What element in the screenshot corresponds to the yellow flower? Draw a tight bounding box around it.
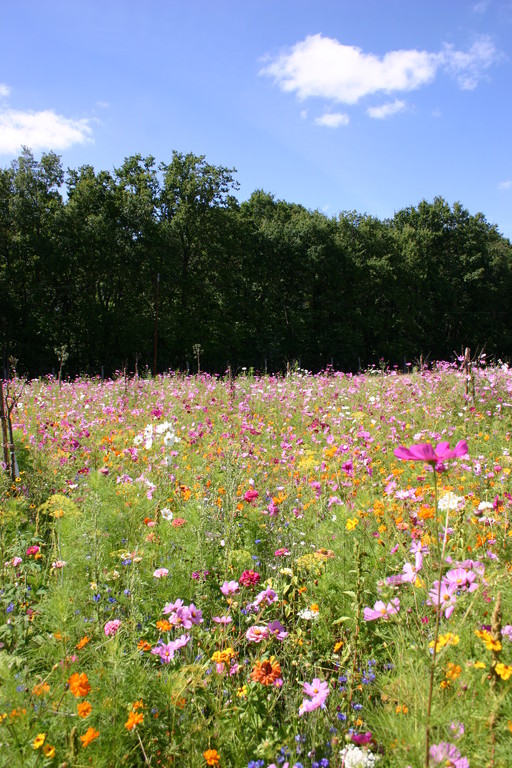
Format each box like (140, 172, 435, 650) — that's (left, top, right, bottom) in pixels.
(346, 517, 358, 531)
(43, 743, 56, 758)
(445, 662, 462, 680)
(473, 661, 486, 669)
(33, 733, 46, 749)
(334, 641, 344, 653)
(495, 662, 512, 680)
(236, 684, 248, 698)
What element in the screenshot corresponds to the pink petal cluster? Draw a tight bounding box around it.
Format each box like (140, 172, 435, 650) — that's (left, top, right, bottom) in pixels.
(151, 633, 190, 663)
(162, 599, 203, 627)
(363, 598, 400, 622)
(394, 440, 468, 471)
(298, 677, 329, 716)
(104, 619, 122, 636)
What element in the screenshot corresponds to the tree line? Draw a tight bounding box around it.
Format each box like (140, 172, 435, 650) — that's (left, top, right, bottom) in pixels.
(1, 147, 511, 377)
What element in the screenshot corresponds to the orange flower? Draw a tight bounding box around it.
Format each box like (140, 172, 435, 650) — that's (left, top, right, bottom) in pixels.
(137, 640, 152, 652)
(76, 635, 91, 650)
(68, 672, 91, 698)
(80, 727, 99, 747)
(203, 749, 220, 766)
(250, 657, 282, 686)
(32, 682, 51, 696)
(125, 710, 144, 731)
(77, 701, 92, 718)
(156, 619, 172, 632)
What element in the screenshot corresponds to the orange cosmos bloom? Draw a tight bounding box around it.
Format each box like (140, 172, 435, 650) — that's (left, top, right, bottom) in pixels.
(77, 701, 92, 718)
(80, 727, 99, 747)
(68, 672, 91, 697)
(250, 657, 282, 686)
(203, 749, 220, 766)
(125, 710, 144, 731)
(76, 635, 91, 650)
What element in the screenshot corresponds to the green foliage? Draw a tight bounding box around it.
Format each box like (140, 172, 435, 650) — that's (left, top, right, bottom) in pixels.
(1, 150, 512, 375)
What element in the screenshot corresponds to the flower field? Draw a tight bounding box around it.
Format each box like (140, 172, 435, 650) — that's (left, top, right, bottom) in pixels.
(1, 363, 512, 767)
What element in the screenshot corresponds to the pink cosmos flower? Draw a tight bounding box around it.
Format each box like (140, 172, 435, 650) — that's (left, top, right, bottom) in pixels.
(104, 619, 122, 637)
(153, 568, 169, 578)
(252, 587, 278, 608)
(444, 567, 478, 592)
(212, 615, 232, 625)
(7, 556, 23, 567)
(151, 641, 175, 663)
(274, 548, 290, 557)
(429, 741, 469, 768)
(26, 545, 40, 556)
(299, 677, 329, 716)
(220, 580, 239, 595)
(428, 580, 458, 618)
(162, 598, 184, 615)
(394, 440, 468, 472)
(243, 489, 259, 503)
(363, 598, 400, 621)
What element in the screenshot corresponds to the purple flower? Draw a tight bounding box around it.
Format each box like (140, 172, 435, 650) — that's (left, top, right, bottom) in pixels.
(268, 619, 288, 640)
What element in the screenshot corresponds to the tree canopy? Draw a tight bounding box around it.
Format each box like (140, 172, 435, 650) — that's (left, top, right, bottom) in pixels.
(1, 149, 511, 376)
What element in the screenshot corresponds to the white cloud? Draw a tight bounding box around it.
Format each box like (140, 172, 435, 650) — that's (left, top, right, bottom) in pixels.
(442, 36, 501, 90)
(0, 83, 11, 98)
(498, 180, 512, 190)
(314, 112, 350, 128)
(367, 99, 406, 119)
(0, 107, 93, 154)
(260, 33, 501, 104)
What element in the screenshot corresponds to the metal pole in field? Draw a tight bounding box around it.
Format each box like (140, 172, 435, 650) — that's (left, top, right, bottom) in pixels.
(153, 273, 160, 376)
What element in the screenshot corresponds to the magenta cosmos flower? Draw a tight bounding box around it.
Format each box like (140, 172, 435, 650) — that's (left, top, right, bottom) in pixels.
(394, 440, 468, 472)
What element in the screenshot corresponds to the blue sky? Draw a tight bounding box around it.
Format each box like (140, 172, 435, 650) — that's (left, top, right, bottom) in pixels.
(1, 0, 511, 238)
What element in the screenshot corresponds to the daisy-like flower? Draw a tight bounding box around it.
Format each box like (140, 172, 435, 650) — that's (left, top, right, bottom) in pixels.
(363, 598, 400, 622)
(299, 677, 329, 716)
(250, 657, 282, 686)
(246, 625, 270, 643)
(33, 733, 46, 750)
(428, 580, 458, 619)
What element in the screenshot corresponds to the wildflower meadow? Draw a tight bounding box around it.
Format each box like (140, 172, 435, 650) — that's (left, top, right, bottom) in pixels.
(1, 361, 512, 767)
